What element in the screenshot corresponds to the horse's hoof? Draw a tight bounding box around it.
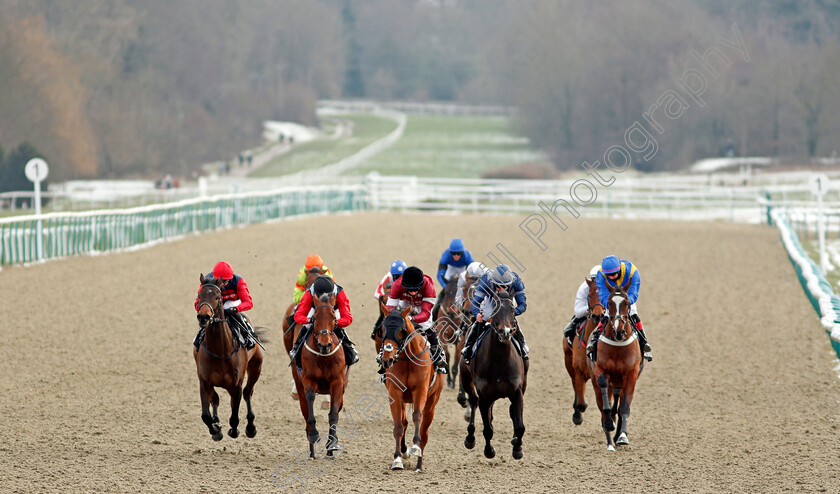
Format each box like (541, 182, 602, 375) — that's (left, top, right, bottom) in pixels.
(391, 457, 404, 470)
(211, 432, 223, 442)
(607, 444, 616, 452)
(572, 411, 583, 426)
(245, 425, 257, 438)
(616, 433, 629, 445)
(291, 392, 298, 400)
(465, 436, 475, 449)
(308, 432, 320, 444)
(512, 449, 523, 460)
(484, 445, 496, 459)
(326, 438, 341, 453)
(228, 428, 239, 438)
(409, 445, 422, 458)
(401, 452, 409, 459)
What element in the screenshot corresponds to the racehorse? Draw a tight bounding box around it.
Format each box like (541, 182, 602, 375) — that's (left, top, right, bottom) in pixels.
(194, 275, 264, 441)
(291, 293, 349, 458)
(433, 280, 465, 388)
(588, 285, 644, 451)
(284, 266, 325, 401)
(378, 303, 444, 472)
(460, 291, 528, 459)
(562, 277, 606, 425)
(455, 274, 479, 408)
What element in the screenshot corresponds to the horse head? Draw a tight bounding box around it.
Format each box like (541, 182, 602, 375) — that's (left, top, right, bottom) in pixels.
(379, 304, 412, 369)
(585, 277, 606, 319)
(312, 293, 337, 355)
(197, 274, 224, 329)
(489, 291, 517, 343)
(607, 285, 632, 341)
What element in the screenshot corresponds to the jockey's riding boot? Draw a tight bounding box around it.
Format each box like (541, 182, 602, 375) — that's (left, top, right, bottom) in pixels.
(193, 328, 205, 348)
(335, 327, 359, 366)
(424, 329, 448, 374)
(563, 316, 585, 347)
(461, 320, 483, 364)
(289, 324, 309, 361)
(226, 311, 248, 347)
(513, 325, 529, 360)
(630, 314, 652, 361)
(586, 328, 602, 361)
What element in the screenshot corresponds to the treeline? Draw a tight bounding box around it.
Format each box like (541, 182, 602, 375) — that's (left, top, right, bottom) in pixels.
(0, 0, 838, 180)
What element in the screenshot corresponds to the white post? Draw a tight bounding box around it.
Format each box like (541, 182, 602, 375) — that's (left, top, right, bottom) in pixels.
(809, 174, 830, 272)
(818, 191, 827, 272)
(25, 158, 49, 261)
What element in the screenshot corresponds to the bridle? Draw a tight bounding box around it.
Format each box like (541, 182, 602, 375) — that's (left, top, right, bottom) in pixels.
(489, 297, 517, 342)
(196, 283, 239, 360)
(377, 315, 425, 367)
(304, 301, 341, 356)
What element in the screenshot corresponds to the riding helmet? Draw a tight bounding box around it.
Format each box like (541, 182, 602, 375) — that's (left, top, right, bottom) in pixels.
(589, 264, 602, 280)
(466, 261, 487, 279)
(390, 259, 408, 277)
(401, 266, 425, 291)
(305, 254, 324, 270)
(212, 261, 234, 280)
(490, 264, 515, 287)
(449, 238, 465, 253)
(312, 275, 335, 297)
(601, 255, 621, 274)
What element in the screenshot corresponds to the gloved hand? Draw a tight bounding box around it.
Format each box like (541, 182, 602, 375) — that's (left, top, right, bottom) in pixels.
(223, 300, 241, 310)
(226, 306, 238, 313)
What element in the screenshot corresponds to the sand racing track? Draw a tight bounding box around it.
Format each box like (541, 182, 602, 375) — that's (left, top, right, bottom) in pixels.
(2, 212, 839, 493)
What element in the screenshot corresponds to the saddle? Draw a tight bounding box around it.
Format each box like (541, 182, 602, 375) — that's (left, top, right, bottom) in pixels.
(467, 324, 523, 358)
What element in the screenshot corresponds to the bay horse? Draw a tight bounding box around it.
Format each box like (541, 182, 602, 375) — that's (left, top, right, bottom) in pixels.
(433, 280, 465, 388)
(588, 285, 644, 451)
(283, 266, 325, 401)
(379, 303, 444, 472)
(460, 291, 528, 459)
(194, 275, 264, 441)
(562, 277, 606, 425)
(291, 293, 349, 458)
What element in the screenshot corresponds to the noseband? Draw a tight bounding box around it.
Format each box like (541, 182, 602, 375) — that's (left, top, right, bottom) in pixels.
(197, 284, 225, 325)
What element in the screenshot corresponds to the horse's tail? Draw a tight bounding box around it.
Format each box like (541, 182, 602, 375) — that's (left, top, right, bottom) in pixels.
(253, 326, 271, 344)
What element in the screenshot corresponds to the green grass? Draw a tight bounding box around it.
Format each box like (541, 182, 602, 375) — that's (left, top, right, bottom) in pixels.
(248, 114, 399, 177)
(347, 115, 546, 178)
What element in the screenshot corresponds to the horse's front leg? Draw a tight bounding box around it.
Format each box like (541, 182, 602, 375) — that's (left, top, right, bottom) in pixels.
(390, 401, 406, 470)
(509, 389, 525, 460)
(226, 384, 242, 439)
(594, 372, 616, 451)
(615, 375, 639, 446)
(325, 379, 344, 456)
(479, 397, 495, 459)
(409, 387, 428, 459)
(303, 385, 320, 448)
(199, 381, 223, 441)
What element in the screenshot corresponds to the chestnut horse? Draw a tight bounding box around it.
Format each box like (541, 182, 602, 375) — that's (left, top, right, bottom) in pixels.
(291, 293, 348, 458)
(588, 285, 644, 451)
(562, 277, 606, 425)
(194, 275, 264, 441)
(460, 291, 528, 460)
(284, 267, 325, 401)
(433, 280, 465, 388)
(379, 304, 444, 472)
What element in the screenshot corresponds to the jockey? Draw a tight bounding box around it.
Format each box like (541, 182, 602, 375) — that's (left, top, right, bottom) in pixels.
(562, 265, 602, 347)
(293, 254, 333, 304)
(432, 238, 474, 319)
(194, 261, 257, 349)
(454, 261, 489, 313)
(586, 255, 652, 362)
(461, 264, 529, 363)
(382, 266, 448, 374)
(289, 275, 357, 368)
(437, 238, 474, 287)
(371, 260, 408, 340)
